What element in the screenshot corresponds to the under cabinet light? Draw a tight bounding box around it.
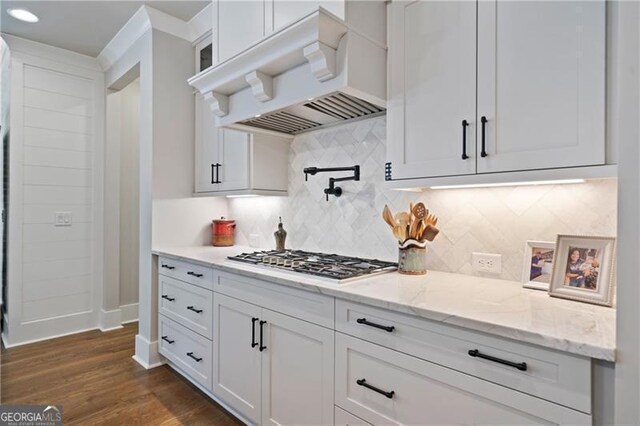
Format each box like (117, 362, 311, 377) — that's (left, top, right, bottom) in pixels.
(226, 194, 260, 198)
(7, 8, 39, 23)
(429, 179, 586, 190)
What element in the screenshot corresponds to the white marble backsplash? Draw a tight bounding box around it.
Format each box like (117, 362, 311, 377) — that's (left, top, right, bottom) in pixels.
(228, 116, 617, 282)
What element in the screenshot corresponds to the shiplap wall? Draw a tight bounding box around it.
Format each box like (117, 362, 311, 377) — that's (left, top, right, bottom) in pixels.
(21, 65, 95, 321)
(4, 36, 104, 346)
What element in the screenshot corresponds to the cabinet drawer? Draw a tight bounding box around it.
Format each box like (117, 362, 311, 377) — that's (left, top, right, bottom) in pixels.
(159, 275, 213, 339)
(335, 406, 371, 426)
(336, 299, 591, 413)
(159, 315, 213, 390)
(158, 256, 213, 290)
(335, 333, 590, 425)
(215, 270, 334, 329)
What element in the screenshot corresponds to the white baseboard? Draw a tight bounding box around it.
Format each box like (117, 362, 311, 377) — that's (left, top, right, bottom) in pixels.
(134, 333, 163, 369)
(3, 310, 98, 347)
(120, 303, 139, 324)
(100, 308, 123, 331)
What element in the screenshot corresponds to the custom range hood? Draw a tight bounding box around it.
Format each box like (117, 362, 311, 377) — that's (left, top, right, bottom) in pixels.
(188, 7, 386, 136)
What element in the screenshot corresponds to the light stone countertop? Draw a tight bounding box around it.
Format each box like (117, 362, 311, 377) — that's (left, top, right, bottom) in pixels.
(152, 245, 616, 361)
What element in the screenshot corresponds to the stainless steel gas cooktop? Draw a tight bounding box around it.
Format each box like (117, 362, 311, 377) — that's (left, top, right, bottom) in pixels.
(227, 250, 397, 281)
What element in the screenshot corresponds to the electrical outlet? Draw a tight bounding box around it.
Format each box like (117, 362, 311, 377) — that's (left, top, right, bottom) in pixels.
(54, 212, 72, 227)
(472, 252, 502, 274)
(249, 234, 261, 248)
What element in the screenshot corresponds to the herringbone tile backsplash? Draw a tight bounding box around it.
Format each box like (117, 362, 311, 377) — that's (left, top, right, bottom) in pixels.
(228, 116, 617, 282)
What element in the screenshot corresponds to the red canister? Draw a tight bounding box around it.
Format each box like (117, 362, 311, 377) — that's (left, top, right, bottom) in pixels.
(212, 217, 236, 246)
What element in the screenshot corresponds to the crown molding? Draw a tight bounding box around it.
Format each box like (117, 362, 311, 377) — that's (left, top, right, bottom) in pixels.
(1, 33, 101, 71)
(98, 4, 209, 71)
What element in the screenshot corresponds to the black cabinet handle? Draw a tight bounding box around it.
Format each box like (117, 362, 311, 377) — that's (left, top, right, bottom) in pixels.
(211, 163, 222, 184)
(468, 349, 527, 371)
(187, 305, 203, 314)
(259, 320, 267, 351)
(356, 318, 395, 333)
(186, 352, 203, 362)
(356, 378, 395, 399)
(480, 116, 488, 157)
(251, 317, 259, 348)
(161, 295, 175, 302)
(187, 271, 204, 278)
(461, 119, 469, 160)
(161, 264, 175, 270)
(161, 335, 174, 344)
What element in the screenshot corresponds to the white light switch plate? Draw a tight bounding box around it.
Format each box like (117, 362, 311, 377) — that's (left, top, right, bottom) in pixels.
(472, 252, 502, 274)
(54, 211, 72, 227)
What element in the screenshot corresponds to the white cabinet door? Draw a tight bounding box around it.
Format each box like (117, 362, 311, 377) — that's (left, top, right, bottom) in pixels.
(212, 293, 262, 424)
(335, 333, 590, 425)
(268, 0, 345, 34)
(387, 0, 477, 179)
(477, 0, 605, 173)
(260, 308, 334, 426)
(217, 129, 250, 192)
(216, 0, 265, 63)
(194, 93, 220, 193)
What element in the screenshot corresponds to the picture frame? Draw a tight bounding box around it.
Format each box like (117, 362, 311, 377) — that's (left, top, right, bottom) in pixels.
(548, 235, 616, 307)
(522, 241, 556, 291)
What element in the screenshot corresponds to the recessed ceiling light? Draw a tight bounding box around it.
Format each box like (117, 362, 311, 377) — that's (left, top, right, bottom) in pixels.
(7, 8, 39, 23)
(254, 114, 261, 118)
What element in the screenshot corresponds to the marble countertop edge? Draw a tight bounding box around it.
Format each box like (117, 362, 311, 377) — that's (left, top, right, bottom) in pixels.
(152, 246, 616, 362)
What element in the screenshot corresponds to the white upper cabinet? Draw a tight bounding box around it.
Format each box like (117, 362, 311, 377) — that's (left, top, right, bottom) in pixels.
(194, 93, 289, 195)
(268, 0, 345, 33)
(387, 0, 606, 182)
(215, 1, 266, 63)
(477, 1, 605, 173)
(387, 0, 477, 179)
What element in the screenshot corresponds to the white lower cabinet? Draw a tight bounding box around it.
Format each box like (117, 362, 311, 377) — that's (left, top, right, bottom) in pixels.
(157, 263, 595, 425)
(213, 292, 334, 425)
(159, 315, 213, 390)
(335, 333, 590, 425)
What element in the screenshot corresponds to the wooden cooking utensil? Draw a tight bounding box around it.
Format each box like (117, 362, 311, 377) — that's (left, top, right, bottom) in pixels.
(412, 202, 427, 220)
(382, 205, 396, 229)
(425, 213, 438, 227)
(423, 224, 440, 242)
(416, 220, 426, 240)
(395, 212, 411, 228)
(393, 225, 407, 243)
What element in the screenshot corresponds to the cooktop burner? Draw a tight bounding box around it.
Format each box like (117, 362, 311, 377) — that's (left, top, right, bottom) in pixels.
(227, 250, 397, 281)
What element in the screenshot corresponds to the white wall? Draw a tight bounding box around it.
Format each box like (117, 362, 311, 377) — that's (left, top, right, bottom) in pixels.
(104, 78, 140, 328)
(119, 79, 140, 308)
(613, 1, 640, 423)
(2, 35, 105, 346)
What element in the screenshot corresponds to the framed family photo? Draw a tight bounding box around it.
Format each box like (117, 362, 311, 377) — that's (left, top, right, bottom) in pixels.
(548, 235, 616, 307)
(522, 241, 555, 290)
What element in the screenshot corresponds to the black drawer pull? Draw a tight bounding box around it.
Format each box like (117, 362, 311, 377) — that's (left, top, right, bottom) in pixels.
(161, 295, 175, 302)
(356, 378, 395, 399)
(251, 317, 259, 348)
(187, 306, 203, 314)
(461, 119, 469, 160)
(161, 335, 175, 344)
(468, 349, 527, 371)
(259, 320, 267, 352)
(161, 264, 175, 270)
(356, 318, 395, 333)
(480, 116, 488, 157)
(187, 271, 204, 278)
(186, 352, 203, 362)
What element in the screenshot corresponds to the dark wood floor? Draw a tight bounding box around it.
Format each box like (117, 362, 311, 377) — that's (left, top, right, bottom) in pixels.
(1, 323, 243, 425)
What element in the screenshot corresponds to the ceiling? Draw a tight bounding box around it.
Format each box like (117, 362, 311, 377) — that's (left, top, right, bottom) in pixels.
(0, 1, 210, 57)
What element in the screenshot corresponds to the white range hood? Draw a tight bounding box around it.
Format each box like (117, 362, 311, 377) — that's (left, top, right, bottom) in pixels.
(188, 8, 386, 136)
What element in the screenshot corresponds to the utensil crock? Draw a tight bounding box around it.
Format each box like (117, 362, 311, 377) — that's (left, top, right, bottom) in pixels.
(398, 239, 427, 275)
